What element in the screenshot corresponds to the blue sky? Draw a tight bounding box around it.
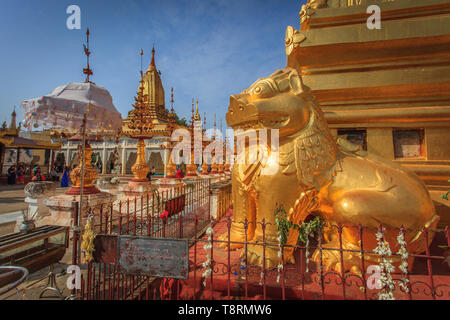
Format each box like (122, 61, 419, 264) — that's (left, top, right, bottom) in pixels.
(0, 0, 305, 128)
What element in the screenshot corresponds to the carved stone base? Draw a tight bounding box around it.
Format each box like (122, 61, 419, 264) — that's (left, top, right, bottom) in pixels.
(152, 177, 185, 193)
(65, 185, 101, 195)
(119, 180, 154, 199)
(40, 192, 117, 228)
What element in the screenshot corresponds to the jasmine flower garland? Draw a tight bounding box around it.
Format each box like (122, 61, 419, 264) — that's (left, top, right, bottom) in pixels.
(374, 228, 396, 300)
(396, 230, 409, 292)
(202, 224, 214, 287)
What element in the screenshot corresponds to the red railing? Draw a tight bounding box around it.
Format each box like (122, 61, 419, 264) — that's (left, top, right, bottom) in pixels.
(71, 183, 449, 300)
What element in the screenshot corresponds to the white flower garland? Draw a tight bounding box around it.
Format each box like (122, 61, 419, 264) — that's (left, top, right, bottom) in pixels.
(374, 228, 396, 300)
(304, 229, 311, 273)
(201, 225, 214, 287)
(276, 234, 283, 283)
(396, 230, 409, 293)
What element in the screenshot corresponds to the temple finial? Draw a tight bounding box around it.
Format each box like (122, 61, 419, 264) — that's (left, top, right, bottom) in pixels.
(150, 45, 156, 67)
(194, 99, 200, 121)
(140, 49, 144, 77)
(83, 28, 93, 83)
(170, 87, 174, 113)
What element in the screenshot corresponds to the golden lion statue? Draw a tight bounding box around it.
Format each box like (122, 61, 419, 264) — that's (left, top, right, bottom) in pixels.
(223, 67, 439, 272)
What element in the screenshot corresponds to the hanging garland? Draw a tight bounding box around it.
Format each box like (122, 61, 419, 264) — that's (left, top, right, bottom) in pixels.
(396, 229, 409, 293)
(81, 215, 96, 263)
(201, 222, 214, 287)
(275, 205, 325, 281)
(374, 227, 396, 300)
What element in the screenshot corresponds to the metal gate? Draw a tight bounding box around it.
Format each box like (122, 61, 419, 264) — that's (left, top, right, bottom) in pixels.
(70, 178, 211, 300)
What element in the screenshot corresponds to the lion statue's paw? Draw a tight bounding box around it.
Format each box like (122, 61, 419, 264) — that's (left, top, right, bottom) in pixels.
(311, 237, 362, 274)
(217, 232, 246, 250)
(239, 243, 294, 269)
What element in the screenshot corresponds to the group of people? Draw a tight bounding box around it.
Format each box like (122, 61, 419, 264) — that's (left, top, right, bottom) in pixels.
(6, 164, 71, 187)
(6, 164, 25, 185)
(6, 164, 42, 185)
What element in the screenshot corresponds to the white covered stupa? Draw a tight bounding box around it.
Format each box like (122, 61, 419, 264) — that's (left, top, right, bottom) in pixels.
(21, 82, 122, 131)
(21, 28, 122, 132)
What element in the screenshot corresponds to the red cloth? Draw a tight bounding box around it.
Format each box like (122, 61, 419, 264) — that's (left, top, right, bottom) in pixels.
(176, 169, 183, 179)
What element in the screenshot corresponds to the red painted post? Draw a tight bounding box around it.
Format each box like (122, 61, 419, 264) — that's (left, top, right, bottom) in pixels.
(102, 263, 106, 300)
(262, 218, 267, 300)
(80, 274, 85, 300)
(118, 201, 122, 235)
(227, 215, 231, 299)
(99, 204, 103, 233)
(127, 199, 130, 234)
(110, 203, 113, 234)
(300, 242, 305, 300)
(210, 218, 214, 300)
(244, 218, 248, 299)
(134, 197, 137, 235)
(338, 224, 346, 299)
(281, 246, 285, 300)
(193, 215, 198, 299)
(318, 230, 325, 300)
(147, 193, 150, 236)
(140, 195, 144, 236)
(400, 226, 412, 300)
(358, 225, 368, 300)
(71, 205, 79, 296)
(423, 227, 436, 300)
(87, 262, 92, 300)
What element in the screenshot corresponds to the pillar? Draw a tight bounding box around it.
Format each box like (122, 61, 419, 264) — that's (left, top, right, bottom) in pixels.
(102, 142, 107, 174)
(121, 144, 126, 175)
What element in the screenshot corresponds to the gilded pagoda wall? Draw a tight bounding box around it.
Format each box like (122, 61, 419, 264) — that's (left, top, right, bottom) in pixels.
(288, 0, 450, 226)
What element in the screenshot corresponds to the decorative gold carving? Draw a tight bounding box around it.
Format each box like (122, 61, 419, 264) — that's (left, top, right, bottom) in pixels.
(223, 67, 439, 271)
(201, 160, 209, 175)
(285, 26, 306, 56)
(68, 141, 98, 190)
(131, 138, 149, 181)
(299, 0, 328, 25)
(185, 150, 198, 177)
(166, 152, 177, 178)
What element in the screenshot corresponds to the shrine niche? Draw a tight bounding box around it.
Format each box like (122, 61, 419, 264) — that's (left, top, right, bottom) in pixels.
(91, 151, 102, 173)
(393, 129, 425, 159)
(147, 151, 164, 175)
(106, 148, 120, 174)
(125, 151, 137, 175)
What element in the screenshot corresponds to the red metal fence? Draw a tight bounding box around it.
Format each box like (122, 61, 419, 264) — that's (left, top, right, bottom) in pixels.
(70, 181, 449, 300)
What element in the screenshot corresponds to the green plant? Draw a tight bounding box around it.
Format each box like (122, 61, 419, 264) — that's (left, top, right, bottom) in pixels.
(441, 180, 450, 200)
(275, 205, 325, 246)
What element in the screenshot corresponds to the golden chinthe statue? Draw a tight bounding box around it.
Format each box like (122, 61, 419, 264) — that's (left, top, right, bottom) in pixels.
(222, 67, 440, 272)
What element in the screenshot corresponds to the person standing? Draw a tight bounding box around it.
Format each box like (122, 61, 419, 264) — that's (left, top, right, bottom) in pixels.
(17, 164, 25, 184)
(7, 165, 16, 185)
(61, 167, 69, 187)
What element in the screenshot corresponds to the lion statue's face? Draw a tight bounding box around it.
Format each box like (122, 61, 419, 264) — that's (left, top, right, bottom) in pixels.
(226, 68, 310, 137)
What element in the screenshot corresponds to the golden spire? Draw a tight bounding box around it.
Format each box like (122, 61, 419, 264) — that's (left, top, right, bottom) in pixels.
(150, 45, 156, 67)
(194, 99, 201, 121)
(83, 28, 93, 84)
